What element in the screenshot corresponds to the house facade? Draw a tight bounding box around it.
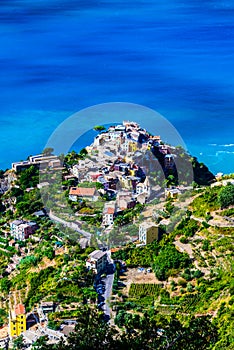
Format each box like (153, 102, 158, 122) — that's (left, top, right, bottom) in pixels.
(69, 187, 99, 202)
(102, 204, 115, 226)
(9, 304, 26, 338)
(86, 250, 107, 274)
(165, 187, 181, 199)
(139, 222, 159, 245)
(10, 220, 38, 241)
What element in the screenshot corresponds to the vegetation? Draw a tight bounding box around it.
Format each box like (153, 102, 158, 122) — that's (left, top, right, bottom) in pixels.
(0, 139, 233, 349)
(23, 307, 219, 350)
(93, 125, 106, 131)
(129, 283, 163, 298)
(218, 183, 234, 208)
(153, 244, 191, 280)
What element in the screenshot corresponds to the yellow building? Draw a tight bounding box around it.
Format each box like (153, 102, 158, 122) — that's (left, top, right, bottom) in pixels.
(128, 141, 138, 153)
(139, 221, 159, 244)
(9, 304, 26, 338)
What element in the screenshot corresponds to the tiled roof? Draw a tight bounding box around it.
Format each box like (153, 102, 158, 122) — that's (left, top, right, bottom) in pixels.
(106, 207, 115, 214)
(69, 187, 96, 196)
(15, 304, 25, 315)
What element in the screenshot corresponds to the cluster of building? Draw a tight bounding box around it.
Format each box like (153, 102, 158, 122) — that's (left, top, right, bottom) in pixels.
(7, 301, 69, 348)
(67, 121, 167, 228)
(0, 171, 16, 195)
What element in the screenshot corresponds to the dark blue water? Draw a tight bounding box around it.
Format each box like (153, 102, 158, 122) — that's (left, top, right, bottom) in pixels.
(0, 0, 234, 173)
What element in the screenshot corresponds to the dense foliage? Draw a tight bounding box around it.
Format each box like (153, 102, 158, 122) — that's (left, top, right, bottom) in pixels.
(153, 244, 191, 280)
(218, 183, 234, 208)
(20, 307, 219, 350)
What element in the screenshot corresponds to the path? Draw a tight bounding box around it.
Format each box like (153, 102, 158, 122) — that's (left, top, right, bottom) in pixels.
(49, 211, 92, 241)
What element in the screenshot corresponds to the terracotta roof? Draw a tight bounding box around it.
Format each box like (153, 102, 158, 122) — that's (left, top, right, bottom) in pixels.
(110, 247, 121, 253)
(90, 173, 102, 179)
(69, 187, 96, 196)
(15, 304, 25, 315)
(106, 207, 115, 214)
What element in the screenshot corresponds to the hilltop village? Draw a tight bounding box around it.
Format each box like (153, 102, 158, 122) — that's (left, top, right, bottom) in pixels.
(61, 121, 194, 238)
(0, 121, 233, 349)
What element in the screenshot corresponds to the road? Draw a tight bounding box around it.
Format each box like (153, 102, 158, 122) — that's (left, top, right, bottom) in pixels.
(49, 211, 92, 240)
(103, 251, 115, 320)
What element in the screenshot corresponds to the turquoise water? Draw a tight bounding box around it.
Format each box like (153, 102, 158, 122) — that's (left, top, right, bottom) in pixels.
(0, 1, 234, 173)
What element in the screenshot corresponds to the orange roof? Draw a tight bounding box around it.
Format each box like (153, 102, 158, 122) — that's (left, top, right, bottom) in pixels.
(15, 304, 25, 315)
(106, 207, 115, 214)
(69, 187, 96, 196)
(110, 247, 121, 253)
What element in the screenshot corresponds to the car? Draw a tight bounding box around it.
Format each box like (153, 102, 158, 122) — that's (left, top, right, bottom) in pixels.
(98, 295, 105, 303)
(97, 283, 105, 289)
(97, 302, 105, 308)
(97, 288, 104, 294)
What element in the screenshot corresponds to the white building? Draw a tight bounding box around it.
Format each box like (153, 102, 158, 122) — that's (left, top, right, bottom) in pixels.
(102, 203, 115, 226)
(136, 177, 150, 196)
(71, 164, 80, 179)
(10, 220, 38, 241)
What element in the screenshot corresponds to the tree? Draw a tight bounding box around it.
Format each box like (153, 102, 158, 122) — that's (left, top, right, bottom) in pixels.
(32, 336, 49, 349)
(18, 166, 39, 189)
(218, 184, 234, 208)
(42, 147, 54, 156)
(61, 307, 120, 349)
(93, 125, 106, 131)
(153, 244, 191, 280)
(13, 335, 25, 350)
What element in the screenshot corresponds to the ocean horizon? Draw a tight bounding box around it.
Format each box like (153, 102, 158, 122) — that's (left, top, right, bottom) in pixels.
(0, 0, 234, 174)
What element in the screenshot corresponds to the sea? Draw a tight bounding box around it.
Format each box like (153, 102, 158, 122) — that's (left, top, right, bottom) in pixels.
(0, 0, 234, 174)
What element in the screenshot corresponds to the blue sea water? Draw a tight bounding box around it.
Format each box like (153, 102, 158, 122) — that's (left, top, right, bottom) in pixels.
(0, 0, 234, 174)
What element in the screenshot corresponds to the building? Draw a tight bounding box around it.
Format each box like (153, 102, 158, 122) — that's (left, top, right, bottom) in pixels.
(71, 164, 81, 179)
(139, 222, 159, 245)
(165, 187, 181, 199)
(102, 203, 115, 226)
(40, 301, 56, 314)
(10, 220, 38, 241)
(69, 187, 99, 202)
(37, 182, 50, 189)
(135, 192, 148, 204)
(23, 328, 65, 346)
(86, 250, 107, 274)
(136, 177, 150, 196)
(9, 304, 26, 338)
(11, 161, 32, 172)
(12, 154, 61, 172)
(116, 191, 136, 211)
